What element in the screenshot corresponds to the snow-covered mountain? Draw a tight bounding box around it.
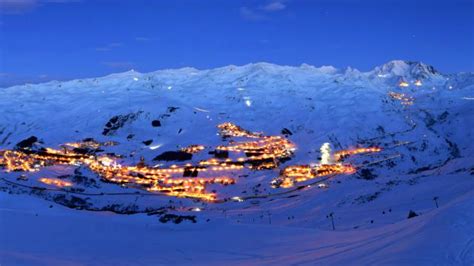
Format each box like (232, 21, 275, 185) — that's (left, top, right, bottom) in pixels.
(371, 60, 440, 78)
(1, 60, 473, 265)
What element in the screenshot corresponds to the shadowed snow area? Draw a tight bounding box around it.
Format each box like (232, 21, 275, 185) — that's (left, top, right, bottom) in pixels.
(1, 190, 473, 265)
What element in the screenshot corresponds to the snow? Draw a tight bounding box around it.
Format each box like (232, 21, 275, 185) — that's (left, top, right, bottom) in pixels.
(0, 60, 473, 265)
(371, 60, 440, 79)
(245, 99, 252, 107)
(1, 188, 473, 265)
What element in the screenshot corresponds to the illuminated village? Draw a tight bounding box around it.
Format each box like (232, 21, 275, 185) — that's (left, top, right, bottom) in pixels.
(271, 144, 381, 188)
(0, 122, 381, 202)
(388, 91, 414, 106)
(398, 79, 422, 88)
(1, 0, 472, 261)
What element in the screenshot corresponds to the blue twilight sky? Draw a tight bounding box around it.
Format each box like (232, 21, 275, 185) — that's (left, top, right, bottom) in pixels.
(0, 0, 473, 87)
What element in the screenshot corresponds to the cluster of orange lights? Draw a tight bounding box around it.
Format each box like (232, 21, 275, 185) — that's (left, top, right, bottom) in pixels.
(0, 123, 296, 201)
(273, 164, 356, 188)
(389, 92, 414, 106)
(0, 123, 379, 201)
(0, 148, 236, 201)
(180, 144, 205, 154)
(334, 147, 382, 161)
(398, 80, 422, 87)
(216, 136, 295, 169)
(217, 136, 293, 154)
(0, 150, 40, 172)
(272, 146, 381, 188)
(218, 122, 262, 138)
(63, 141, 99, 149)
(39, 177, 72, 187)
(399, 81, 410, 87)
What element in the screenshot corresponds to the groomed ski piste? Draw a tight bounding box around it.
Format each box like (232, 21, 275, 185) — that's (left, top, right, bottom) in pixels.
(1, 60, 473, 265)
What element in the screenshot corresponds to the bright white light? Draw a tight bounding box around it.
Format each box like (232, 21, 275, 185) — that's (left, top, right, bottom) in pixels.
(133, 77, 139, 81)
(194, 107, 210, 113)
(232, 196, 244, 202)
(167, 86, 172, 90)
(448, 85, 453, 89)
(149, 144, 163, 150)
(320, 143, 333, 164)
(237, 87, 245, 91)
(100, 157, 114, 167)
(245, 100, 252, 107)
(192, 207, 202, 212)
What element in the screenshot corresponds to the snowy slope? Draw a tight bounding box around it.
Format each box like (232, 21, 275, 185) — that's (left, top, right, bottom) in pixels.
(0, 60, 473, 265)
(1, 185, 473, 265)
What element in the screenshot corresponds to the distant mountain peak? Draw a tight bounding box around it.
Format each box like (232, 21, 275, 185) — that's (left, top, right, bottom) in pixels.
(373, 60, 440, 79)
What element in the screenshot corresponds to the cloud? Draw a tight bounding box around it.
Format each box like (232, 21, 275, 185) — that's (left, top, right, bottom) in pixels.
(95, 47, 110, 52)
(108, 42, 122, 47)
(261, 1, 286, 12)
(0, 0, 37, 14)
(95, 42, 123, 52)
(101, 61, 135, 69)
(240, 6, 267, 21)
(0, 0, 80, 15)
(240, 1, 287, 21)
(135, 37, 151, 42)
(0, 72, 66, 87)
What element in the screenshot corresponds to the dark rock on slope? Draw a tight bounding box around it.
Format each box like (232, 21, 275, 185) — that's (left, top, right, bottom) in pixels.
(153, 151, 192, 161)
(14, 136, 38, 150)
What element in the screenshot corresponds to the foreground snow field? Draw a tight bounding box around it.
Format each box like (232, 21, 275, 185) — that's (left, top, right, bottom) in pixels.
(1, 189, 473, 265)
(1, 60, 473, 265)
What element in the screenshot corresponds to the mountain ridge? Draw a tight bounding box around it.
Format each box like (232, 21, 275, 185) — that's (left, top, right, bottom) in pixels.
(3, 60, 472, 90)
